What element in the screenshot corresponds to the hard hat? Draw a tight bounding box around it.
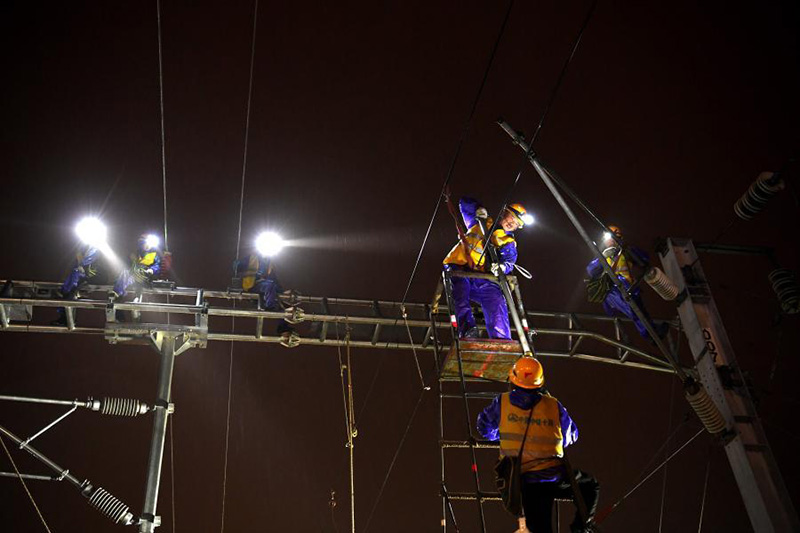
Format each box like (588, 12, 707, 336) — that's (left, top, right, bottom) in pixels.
(506, 203, 534, 228)
(509, 357, 544, 389)
(602, 225, 622, 243)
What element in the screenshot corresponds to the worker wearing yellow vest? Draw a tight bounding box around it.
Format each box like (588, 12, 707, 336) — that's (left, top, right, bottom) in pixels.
(477, 358, 600, 532)
(233, 252, 300, 348)
(443, 197, 530, 339)
(585, 226, 667, 340)
(111, 233, 162, 298)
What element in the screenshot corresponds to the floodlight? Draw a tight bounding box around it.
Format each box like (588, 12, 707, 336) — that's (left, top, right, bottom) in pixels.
(255, 231, 285, 257)
(75, 217, 107, 247)
(144, 234, 160, 249)
(521, 213, 535, 227)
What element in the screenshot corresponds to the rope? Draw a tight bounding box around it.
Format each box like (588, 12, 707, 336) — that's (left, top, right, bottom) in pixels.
(658, 379, 676, 532)
(335, 322, 353, 444)
(402, 305, 427, 388)
(595, 427, 705, 524)
(477, 0, 598, 267)
(156, 0, 169, 251)
(696, 449, 711, 533)
(235, 0, 259, 260)
(0, 434, 52, 533)
(399, 0, 514, 306)
(219, 330, 235, 533)
(362, 387, 428, 533)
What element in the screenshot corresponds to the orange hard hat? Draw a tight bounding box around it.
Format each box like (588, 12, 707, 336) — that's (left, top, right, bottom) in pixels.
(506, 203, 534, 228)
(509, 357, 544, 389)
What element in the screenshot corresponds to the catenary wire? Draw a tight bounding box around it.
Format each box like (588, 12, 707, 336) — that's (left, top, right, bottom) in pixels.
(221, 3, 260, 530)
(478, 0, 598, 266)
(696, 447, 712, 533)
(156, 0, 169, 251)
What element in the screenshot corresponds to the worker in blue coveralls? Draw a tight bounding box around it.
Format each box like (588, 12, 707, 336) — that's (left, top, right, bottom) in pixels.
(111, 233, 162, 299)
(234, 247, 300, 348)
(442, 197, 530, 339)
(585, 226, 667, 340)
(51, 245, 100, 326)
(478, 357, 600, 533)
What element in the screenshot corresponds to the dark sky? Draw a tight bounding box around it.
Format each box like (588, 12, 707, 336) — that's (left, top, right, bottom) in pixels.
(2, 1, 799, 532)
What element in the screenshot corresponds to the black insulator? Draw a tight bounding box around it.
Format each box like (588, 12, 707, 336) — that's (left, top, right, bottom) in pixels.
(685, 383, 728, 436)
(87, 487, 134, 525)
(733, 171, 785, 221)
(99, 397, 149, 417)
(769, 269, 800, 314)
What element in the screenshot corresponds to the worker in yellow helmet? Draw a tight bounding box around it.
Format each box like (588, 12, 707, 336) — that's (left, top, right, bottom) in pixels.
(586, 226, 668, 340)
(443, 197, 532, 339)
(478, 357, 600, 532)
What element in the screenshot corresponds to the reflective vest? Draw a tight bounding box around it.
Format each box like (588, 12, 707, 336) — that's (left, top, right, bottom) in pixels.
(139, 252, 158, 268)
(443, 218, 516, 271)
(241, 255, 271, 291)
(603, 247, 632, 284)
(499, 393, 563, 473)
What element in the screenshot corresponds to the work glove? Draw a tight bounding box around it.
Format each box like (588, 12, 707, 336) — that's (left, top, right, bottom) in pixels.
(475, 207, 489, 220)
(144, 268, 155, 276)
(490, 262, 504, 277)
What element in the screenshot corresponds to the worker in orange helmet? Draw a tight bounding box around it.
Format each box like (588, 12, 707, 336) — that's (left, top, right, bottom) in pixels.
(478, 357, 600, 532)
(443, 197, 533, 339)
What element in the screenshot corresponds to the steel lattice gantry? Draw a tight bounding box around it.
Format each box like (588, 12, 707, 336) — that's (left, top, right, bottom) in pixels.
(0, 277, 675, 531)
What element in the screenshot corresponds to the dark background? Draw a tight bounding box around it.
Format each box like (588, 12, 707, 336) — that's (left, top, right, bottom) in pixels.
(1, 1, 799, 531)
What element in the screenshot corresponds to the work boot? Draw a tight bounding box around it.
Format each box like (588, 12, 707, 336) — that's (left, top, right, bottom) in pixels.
(279, 331, 301, 348)
(461, 326, 481, 339)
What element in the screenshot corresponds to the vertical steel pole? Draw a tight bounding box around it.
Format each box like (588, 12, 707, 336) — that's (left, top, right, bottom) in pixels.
(430, 308, 447, 532)
(140, 333, 178, 533)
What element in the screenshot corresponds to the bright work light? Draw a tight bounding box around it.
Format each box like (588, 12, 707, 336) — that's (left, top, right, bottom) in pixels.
(602, 231, 613, 242)
(144, 234, 160, 250)
(255, 231, 285, 257)
(75, 217, 107, 247)
(521, 213, 535, 227)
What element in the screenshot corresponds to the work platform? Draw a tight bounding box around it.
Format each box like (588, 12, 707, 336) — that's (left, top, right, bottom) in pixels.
(0, 279, 675, 374)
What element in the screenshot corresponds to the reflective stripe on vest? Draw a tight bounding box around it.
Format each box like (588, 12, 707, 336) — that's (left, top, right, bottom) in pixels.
(498, 393, 564, 473)
(242, 254, 261, 291)
(442, 219, 516, 270)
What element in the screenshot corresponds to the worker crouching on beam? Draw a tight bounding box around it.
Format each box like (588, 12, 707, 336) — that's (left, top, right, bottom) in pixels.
(443, 196, 529, 339)
(234, 232, 300, 348)
(478, 357, 600, 533)
(111, 233, 162, 300)
(585, 226, 668, 341)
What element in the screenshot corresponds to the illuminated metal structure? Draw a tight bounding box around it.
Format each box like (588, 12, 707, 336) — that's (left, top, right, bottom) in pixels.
(0, 276, 672, 531)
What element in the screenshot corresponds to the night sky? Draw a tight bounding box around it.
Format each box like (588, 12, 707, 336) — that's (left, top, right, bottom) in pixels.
(2, 1, 799, 532)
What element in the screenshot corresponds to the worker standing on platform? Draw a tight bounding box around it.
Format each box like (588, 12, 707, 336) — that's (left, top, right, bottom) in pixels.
(234, 232, 300, 348)
(478, 357, 600, 533)
(111, 233, 162, 299)
(443, 196, 530, 339)
(585, 226, 667, 340)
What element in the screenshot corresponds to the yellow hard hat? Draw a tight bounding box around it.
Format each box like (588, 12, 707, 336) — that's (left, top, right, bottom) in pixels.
(509, 357, 544, 389)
